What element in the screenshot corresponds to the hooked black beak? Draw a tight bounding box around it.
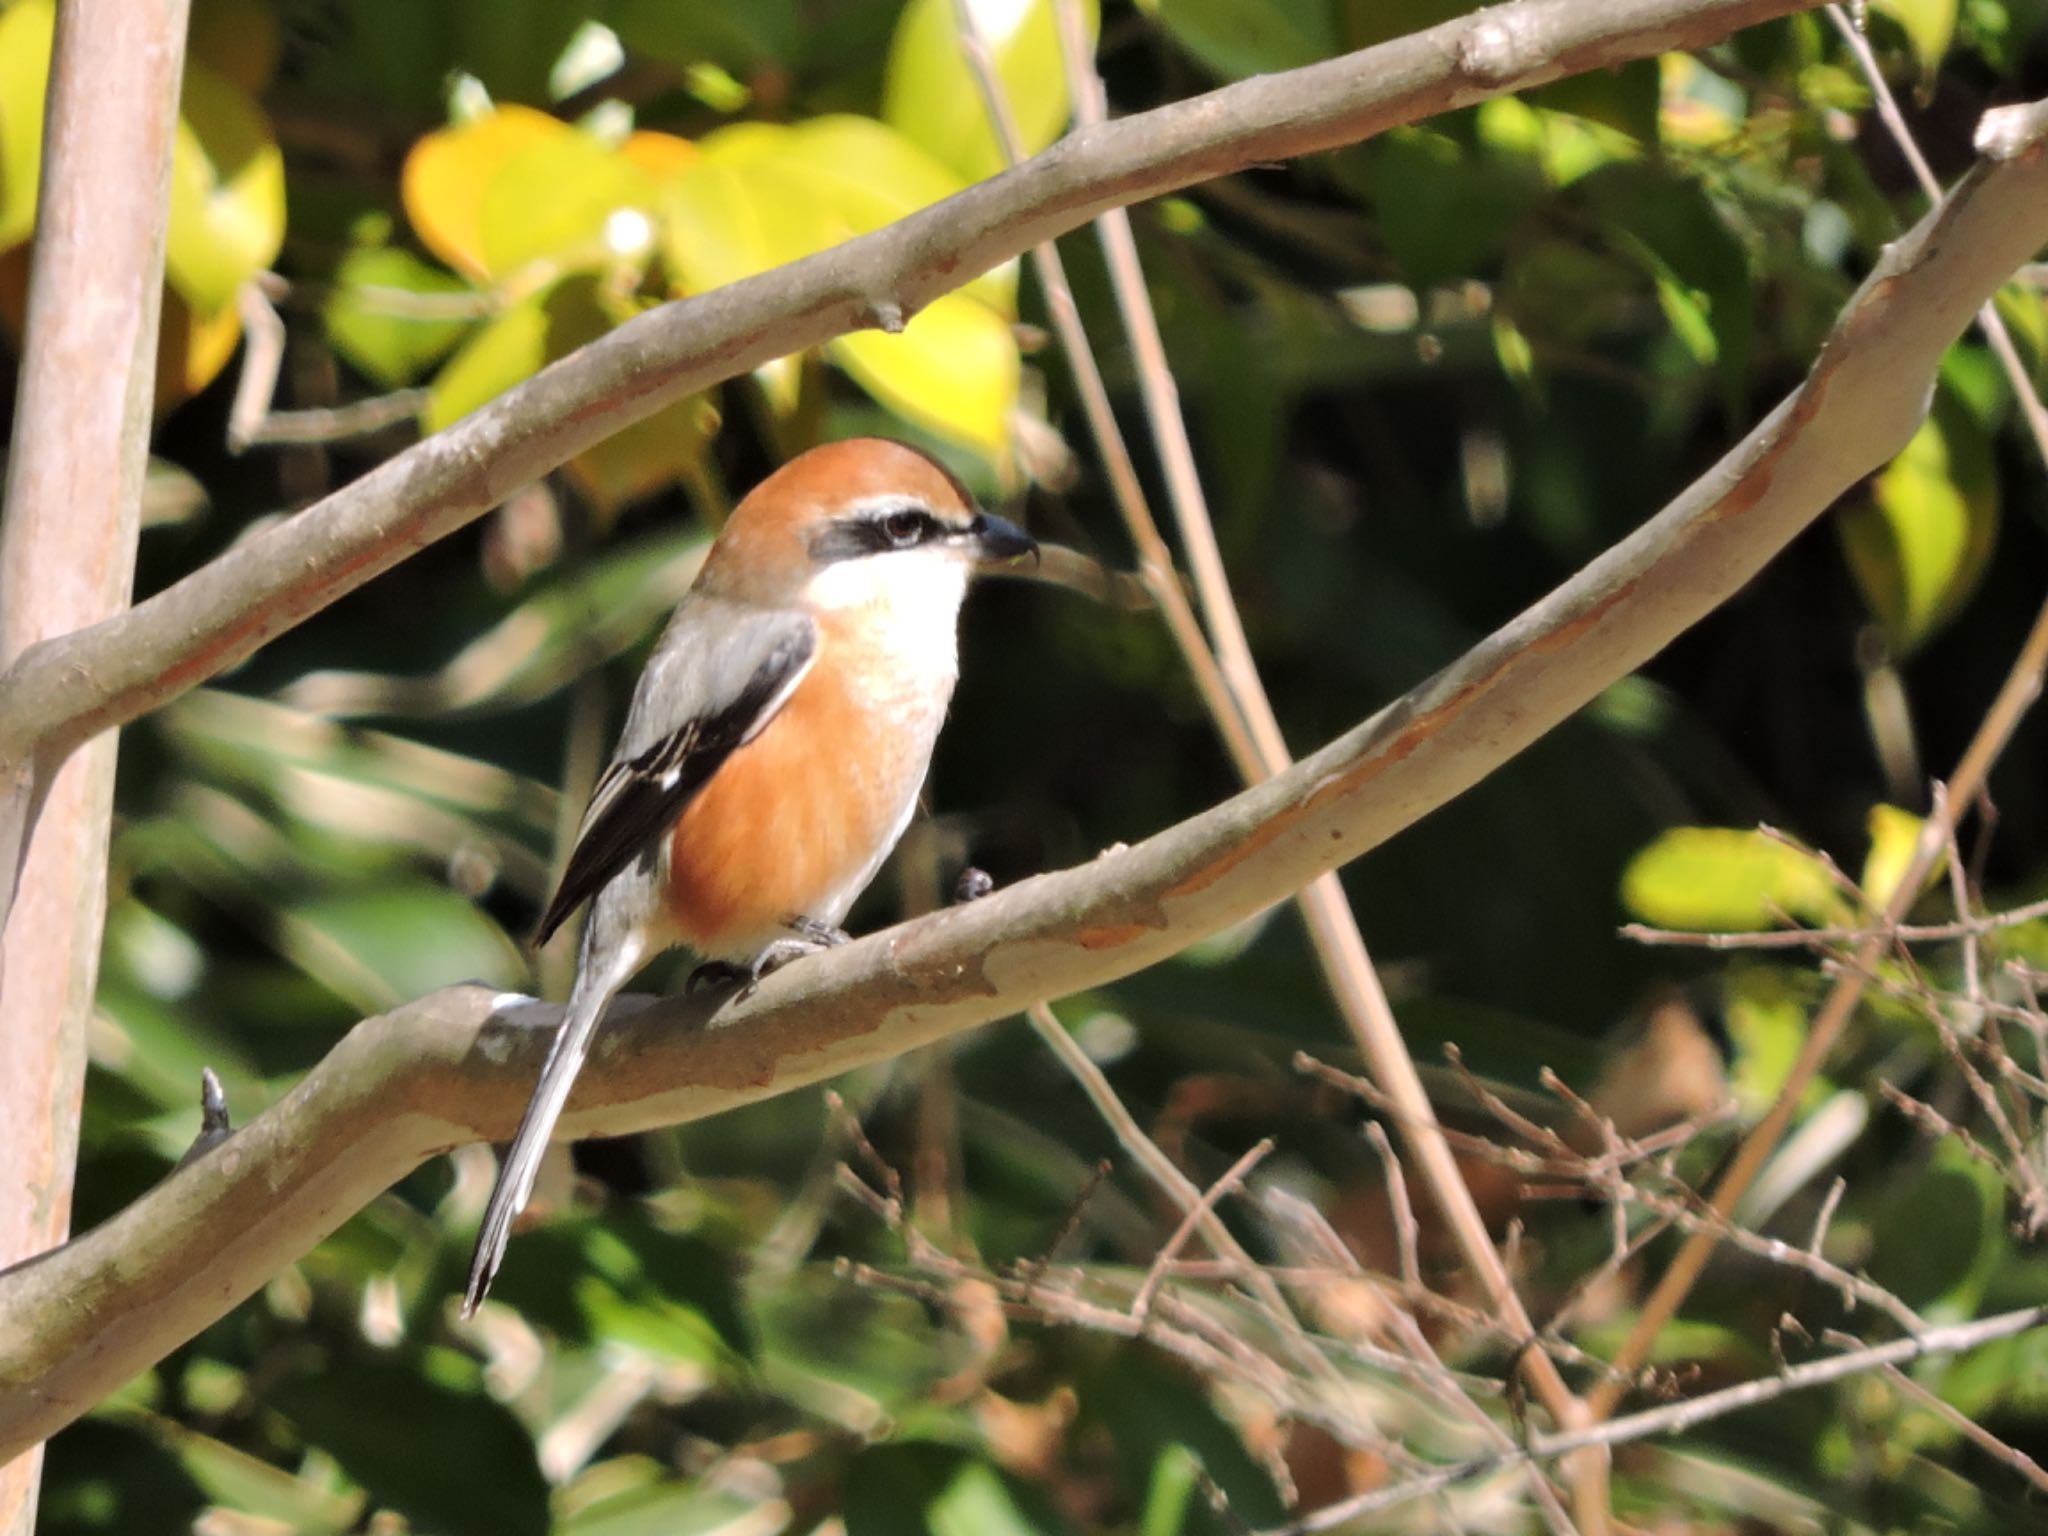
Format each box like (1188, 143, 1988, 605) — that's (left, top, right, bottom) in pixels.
(969, 511, 1039, 568)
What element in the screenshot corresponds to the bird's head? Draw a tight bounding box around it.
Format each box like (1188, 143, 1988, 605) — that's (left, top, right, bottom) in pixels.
(696, 439, 1037, 618)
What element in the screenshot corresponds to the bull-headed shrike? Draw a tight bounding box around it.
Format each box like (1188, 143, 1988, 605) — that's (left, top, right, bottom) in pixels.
(463, 437, 1037, 1313)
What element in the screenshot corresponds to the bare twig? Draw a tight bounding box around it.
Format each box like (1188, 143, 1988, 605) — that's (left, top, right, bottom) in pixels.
(1623, 890, 2048, 949)
(227, 280, 426, 453)
(1131, 1137, 1274, 1322)
(1878, 1364, 2048, 1495)
(1264, 1306, 2048, 1532)
(1024, 1004, 1334, 1381)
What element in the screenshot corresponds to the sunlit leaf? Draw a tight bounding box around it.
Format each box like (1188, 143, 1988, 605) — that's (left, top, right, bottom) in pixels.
(402, 104, 577, 283)
(165, 62, 287, 313)
(475, 124, 658, 281)
(1141, 0, 1334, 78)
(1838, 394, 1999, 655)
(426, 276, 715, 513)
(658, 116, 1018, 457)
(882, 0, 1095, 183)
(832, 295, 1019, 459)
(1859, 802, 1940, 912)
(157, 289, 246, 405)
(1621, 826, 1850, 932)
(325, 244, 477, 389)
(1873, 0, 1959, 79)
(0, 0, 54, 251)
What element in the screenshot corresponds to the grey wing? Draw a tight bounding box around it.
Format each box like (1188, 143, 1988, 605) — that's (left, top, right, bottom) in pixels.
(531, 600, 817, 946)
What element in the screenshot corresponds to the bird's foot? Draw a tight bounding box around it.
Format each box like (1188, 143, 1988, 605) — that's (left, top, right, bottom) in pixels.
(783, 914, 851, 949)
(953, 866, 994, 903)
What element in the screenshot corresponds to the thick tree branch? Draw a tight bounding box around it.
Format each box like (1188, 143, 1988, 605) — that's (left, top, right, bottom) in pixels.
(4, 110, 2047, 1454)
(0, 0, 1810, 789)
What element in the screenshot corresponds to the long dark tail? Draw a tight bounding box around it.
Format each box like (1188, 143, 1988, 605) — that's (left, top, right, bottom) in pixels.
(462, 932, 641, 1315)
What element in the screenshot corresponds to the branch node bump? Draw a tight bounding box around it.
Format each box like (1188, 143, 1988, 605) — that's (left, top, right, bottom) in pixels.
(1456, 18, 1530, 86)
(177, 1067, 233, 1168)
(866, 300, 908, 334)
(1976, 101, 2048, 161)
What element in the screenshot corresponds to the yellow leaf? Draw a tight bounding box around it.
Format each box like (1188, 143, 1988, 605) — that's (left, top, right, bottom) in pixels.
(831, 295, 1018, 459)
(426, 277, 713, 518)
(1860, 804, 1941, 912)
(883, 0, 1095, 182)
(620, 130, 698, 181)
(402, 105, 567, 283)
(1621, 826, 1850, 932)
(657, 116, 1021, 453)
(661, 118, 1013, 313)
(165, 61, 287, 312)
(1872, 0, 1958, 80)
(1838, 397, 1998, 655)
(159, 289, 244, 406)
(0, 0, 56, 251)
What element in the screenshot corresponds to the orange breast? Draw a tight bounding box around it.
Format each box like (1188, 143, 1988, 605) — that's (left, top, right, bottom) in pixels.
(663, 649, 939, 960)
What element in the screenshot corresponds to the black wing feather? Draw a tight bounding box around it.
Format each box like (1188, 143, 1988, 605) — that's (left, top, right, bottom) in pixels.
(531, 625, 816, 946)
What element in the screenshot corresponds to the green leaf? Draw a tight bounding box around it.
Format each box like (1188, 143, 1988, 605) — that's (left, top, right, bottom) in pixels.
(325, 244, 476, 389)
(1868, 1140, 2003, 1316)
(1081, 1353, 1284, 1530)
(659, 117, 1019, 458)
(604, 0, 799, 73)
(165, 61, 287, 313)
(1873, 0, 1960, 78)
(273, 1359, 549, 1536)
(277, 524, 706, 718)
(1372, 123, 1543, 285)
(280, 882, 523, 1012)
(831, 295, 1019, 459)
(559, 1460, 774, 1536)
(882, 0, 1096, 183)
(425, 275, 715, 513)
(845, 1445, 1062, 1536)
(1621, 826, 1849, 931)
(40, 1417, 207, 1536)
(1142, 0, 1335, 78)
(1838, 392, 1999, 655)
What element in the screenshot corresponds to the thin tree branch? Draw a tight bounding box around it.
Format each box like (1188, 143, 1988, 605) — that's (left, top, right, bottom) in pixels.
(0, 0, 1814, 796)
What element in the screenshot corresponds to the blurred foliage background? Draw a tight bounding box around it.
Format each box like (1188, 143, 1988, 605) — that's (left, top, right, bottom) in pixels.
(9, 0, 2048, 1529)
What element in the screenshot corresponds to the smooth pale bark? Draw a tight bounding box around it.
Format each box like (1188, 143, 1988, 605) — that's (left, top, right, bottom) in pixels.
(0, 0, 191, 1528)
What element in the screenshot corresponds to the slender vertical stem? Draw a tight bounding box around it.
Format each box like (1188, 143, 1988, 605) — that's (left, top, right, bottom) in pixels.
(1044, 7, 1601, 1519)
(0, 0, 191, 1527)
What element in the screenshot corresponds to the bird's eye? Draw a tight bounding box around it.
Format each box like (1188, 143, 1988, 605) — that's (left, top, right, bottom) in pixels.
(881, 509, 930, 546)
